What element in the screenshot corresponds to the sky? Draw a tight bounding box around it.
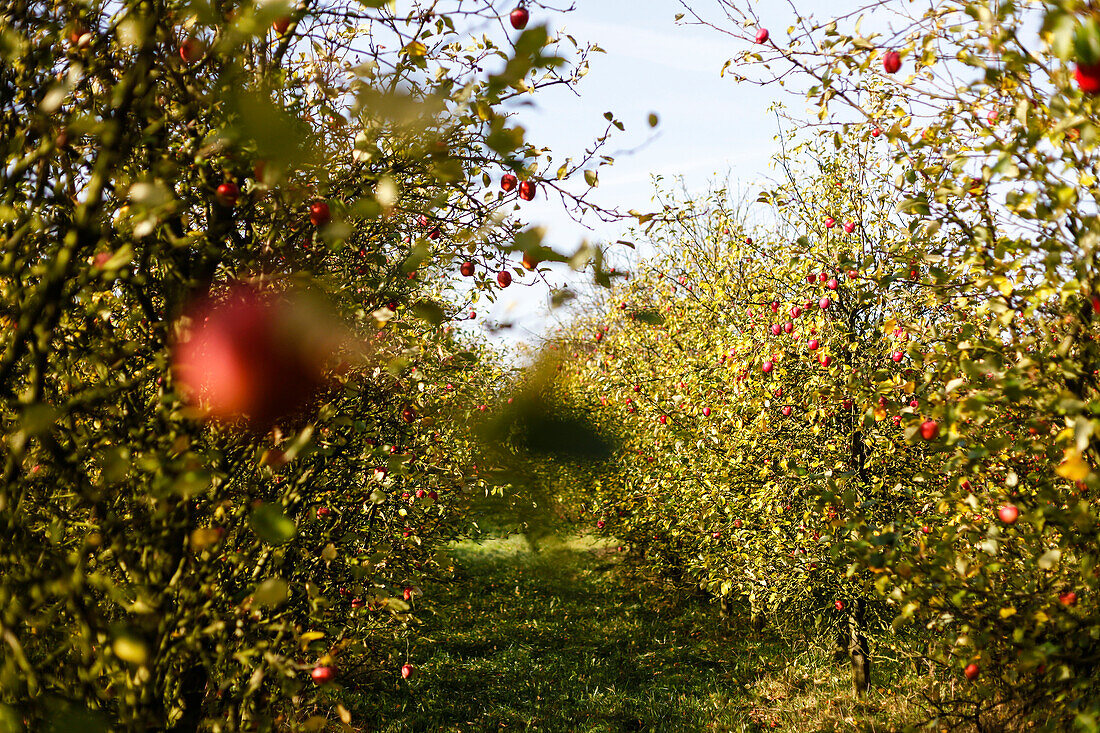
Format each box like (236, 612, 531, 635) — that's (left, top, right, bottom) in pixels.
(474, 0, 818, 349)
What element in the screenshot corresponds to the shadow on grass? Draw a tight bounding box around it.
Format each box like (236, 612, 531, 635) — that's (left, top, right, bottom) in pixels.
(340, 536, 918, 733)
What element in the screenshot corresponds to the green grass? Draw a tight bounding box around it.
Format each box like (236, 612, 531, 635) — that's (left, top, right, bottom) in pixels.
(344, 536, 923, 732)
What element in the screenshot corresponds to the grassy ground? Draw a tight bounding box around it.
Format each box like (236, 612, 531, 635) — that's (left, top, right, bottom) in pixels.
(347, 535, 922, 732)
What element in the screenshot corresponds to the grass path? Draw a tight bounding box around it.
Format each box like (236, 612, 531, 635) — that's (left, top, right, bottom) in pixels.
(349, 536, 916, 732)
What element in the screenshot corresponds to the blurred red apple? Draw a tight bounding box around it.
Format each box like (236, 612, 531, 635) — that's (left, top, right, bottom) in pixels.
(173, 284, 339, 428)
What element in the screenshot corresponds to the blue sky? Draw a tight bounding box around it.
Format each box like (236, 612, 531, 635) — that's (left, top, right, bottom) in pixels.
(473, 1, 864, 347)
(475, 1, 788, 345)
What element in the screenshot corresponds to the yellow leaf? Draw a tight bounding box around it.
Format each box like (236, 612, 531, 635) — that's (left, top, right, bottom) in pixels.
(999, 607, 1017, 619)
(190, 527, 223, 552)
(301, 631, 326, 643)
(874, 406, 888, 421)
(402, 41, 427, 57)
(1056, 448, 1090, 481)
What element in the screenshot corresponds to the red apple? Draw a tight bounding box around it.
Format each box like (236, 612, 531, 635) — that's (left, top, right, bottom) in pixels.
(69, 26, 91, 49)
(892, 351, 904, 362)
(1060, 591, 1078, 606)
(834, 600, 844, 611)
(172, 285, 337, 428)
(755, 27, 769, 43)
(770, 324, 782, 336)
(273, 16, 292, 35)
(311, 666, 335, 684)
(808, 339, 819, 351)
(522, 251, 540, 271)
(824, 217, 835, 229)
(309, 200, 330, 227)
(501, 173, 518, 192)
(998, 504, 1019, 524)
(762, 360, 773, 373)
(518, 180, 536, 201)
(179, 37, 203, 63)
(919, 420, 938, 440)
(882, 50, 901, 74)
(215, 182, 239, 207)
(781, 406, 792, 417)
(783, 322, 793, 334)
(496, 270, 512, 288)
(819, 355, 832, 367)
(770, 301, 779, 313)
(401, 663, 414, 679)
(703, 407, 711, 417)
(1075, 63, 1100, 94)
(818, 297, 831, 309)
(509, 7, 529, 30)
(460, 261, 475, 277)
(964, 663, 979, 682)
(827, 278, 838, 290)
(842, 222, 856, 234)
(658, 415, 668, 425)
(847, 269, 858, 279)
(871, 127, 882, 137)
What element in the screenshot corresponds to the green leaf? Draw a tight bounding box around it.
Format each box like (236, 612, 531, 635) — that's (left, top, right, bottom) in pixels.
(253, 578, 290, 608)
(411, 300, 447, 325)
(250, 504, 297, 545)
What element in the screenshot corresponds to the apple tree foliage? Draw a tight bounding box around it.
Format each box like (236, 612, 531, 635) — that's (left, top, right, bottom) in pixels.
(552, 136, 970, 698)
(0, 0, 612, 730)
(554, 0, 1100, 727)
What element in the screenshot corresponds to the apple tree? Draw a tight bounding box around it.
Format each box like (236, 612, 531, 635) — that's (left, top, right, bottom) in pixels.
(659, 0, 1100, 725)
(0, 0, 616, 729)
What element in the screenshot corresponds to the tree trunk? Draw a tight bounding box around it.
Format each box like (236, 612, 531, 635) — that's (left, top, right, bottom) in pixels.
(165, 664, 208, 733)
(846, 599, 871, 696)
